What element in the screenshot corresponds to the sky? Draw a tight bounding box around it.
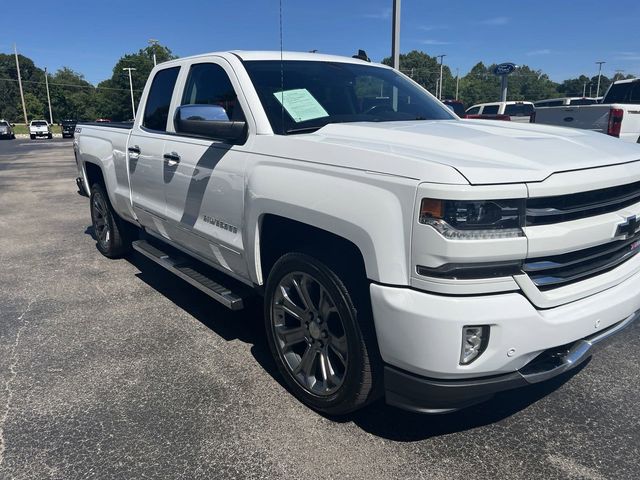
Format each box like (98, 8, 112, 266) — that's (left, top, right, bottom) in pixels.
(2, 0, 639, 85)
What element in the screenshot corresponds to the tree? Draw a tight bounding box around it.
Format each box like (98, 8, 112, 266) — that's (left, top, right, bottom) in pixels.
(24, 92, 44, 119)
(0, 53, 47, 123)
(94, 44, 177, 121)
(49, 67, 97, 121)
(382, 50, 455, 97)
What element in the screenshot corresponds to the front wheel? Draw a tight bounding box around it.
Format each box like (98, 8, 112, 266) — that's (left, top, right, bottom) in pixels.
(264, 252, 380, 415)
(89, 183, 134, 258)
(48, 133, 53, 139)
(30, 134, 35, 140)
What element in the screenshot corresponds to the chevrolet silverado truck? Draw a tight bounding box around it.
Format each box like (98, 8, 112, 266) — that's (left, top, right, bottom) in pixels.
(535, 79, 640, 143)
(74, 51, 640, 415)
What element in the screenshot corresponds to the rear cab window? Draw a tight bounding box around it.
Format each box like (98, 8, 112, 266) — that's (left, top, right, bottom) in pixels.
(143, 67, 181, 131)
(504, 104, 534, 116)
(482, 105, 499, 115)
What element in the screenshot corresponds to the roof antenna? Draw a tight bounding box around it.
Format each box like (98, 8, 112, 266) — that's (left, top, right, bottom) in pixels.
(352, 49, 371, 62)
(279, 0, 285, 133)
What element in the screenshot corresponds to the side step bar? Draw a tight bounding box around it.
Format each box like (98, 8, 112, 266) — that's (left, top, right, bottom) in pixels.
(132, 240, 245, 310)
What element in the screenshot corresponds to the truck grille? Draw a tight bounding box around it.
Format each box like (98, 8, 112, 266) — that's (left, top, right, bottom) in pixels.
(524, 231, 640, 290)
(526, 180, 640, 226)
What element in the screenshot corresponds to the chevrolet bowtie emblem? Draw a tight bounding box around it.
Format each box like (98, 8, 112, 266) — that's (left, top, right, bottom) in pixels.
(616, 215, 640, 239)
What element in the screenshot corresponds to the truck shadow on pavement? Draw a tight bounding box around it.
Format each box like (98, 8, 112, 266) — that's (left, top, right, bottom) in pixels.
(120, 247, 587, 442)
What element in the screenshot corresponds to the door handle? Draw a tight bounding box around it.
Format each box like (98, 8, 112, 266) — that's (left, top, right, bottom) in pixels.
(164, 152, 181, 167)
(128, 145, 141, 154)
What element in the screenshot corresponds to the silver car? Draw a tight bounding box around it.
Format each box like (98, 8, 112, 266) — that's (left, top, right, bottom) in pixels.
(0, 120, 15, 139)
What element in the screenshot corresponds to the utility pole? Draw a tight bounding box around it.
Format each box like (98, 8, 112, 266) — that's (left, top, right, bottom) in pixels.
(44, 67, 53, 124)
(391, 0, 401, 70)
(149, 38, 159, 66)
(595, 61, 606, 97)
(436, 54, 446, 100)
(583, 82, 587, 97)
(455, 68, 460, 100)
(123, 68, 137, 119)
(14, 44, 28, 125)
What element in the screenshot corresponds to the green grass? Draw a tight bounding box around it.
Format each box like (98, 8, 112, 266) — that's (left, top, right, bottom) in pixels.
(11, 124, 62, 135)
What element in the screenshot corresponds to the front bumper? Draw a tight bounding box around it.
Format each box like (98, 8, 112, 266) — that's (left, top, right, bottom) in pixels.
(384, 312, 637, 413)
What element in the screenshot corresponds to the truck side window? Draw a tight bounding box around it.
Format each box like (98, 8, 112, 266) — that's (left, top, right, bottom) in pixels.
(143, 67, 180, 131)
(483, 105, 499, 115)
(181, 63, 245, 121)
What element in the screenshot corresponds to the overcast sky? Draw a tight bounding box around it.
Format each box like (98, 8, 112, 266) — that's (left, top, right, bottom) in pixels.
(2, 0, 639, 84)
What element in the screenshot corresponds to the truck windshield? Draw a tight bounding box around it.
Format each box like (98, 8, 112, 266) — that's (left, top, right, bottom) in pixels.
(32, 121, 47, 126)
(243, 60, 455, 134)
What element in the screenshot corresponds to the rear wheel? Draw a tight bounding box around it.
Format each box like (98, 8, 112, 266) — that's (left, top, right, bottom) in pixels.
(90, 183, 134, 258)
(264, 252, 380, 415)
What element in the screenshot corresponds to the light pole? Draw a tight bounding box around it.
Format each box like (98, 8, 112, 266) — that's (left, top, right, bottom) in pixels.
(595, 61, 606, 98)
(149, 38, 159, 66)
(14, 44, 28, 125)
(391, 0, 401, 70)
(44, 67, 53, 124)
(455, 67, 460, 100)
(436, 54, 446, 100)
(123, 68, 137, 119)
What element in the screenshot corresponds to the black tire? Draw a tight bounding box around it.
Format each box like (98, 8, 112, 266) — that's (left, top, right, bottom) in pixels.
(30, 134, 35, 140)
(89, 182, 134, 258)
(48, 133, 53, 139)
(264, 252, 380, 415)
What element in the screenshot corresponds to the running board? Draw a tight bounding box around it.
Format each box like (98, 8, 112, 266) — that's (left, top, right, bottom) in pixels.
(132, 240, 245, 310)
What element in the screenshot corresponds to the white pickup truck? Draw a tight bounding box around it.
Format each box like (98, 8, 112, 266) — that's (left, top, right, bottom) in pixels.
(74, 51, 640, 415)
(535, 79, 640, 143)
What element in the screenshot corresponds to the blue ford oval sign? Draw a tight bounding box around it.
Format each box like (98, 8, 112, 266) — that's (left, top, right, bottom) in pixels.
(494, 63, 516, 76)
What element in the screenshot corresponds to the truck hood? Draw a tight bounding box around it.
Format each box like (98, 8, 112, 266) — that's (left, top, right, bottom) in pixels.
(306, 120, 640, 184)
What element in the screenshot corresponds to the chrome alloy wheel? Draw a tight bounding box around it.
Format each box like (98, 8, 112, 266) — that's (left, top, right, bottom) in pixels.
(91, 190, 111, 249)
(270, 271, 349, 396)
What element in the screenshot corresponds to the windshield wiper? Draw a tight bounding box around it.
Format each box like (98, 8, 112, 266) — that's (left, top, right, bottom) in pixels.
(284, 126, 323, 135)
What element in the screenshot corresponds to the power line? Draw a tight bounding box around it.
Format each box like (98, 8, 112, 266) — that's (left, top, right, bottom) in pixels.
(0, 76, 142, 92)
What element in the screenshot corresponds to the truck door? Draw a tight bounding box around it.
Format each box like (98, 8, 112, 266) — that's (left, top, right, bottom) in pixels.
(161, 60, 249, 278)
(128, 66, 180, 237)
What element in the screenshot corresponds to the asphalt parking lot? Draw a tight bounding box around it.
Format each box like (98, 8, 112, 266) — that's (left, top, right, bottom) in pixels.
(0, 137, 639, 479)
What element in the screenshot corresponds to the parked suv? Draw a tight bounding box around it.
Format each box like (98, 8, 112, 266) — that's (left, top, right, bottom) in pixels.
(29, 120, 52, 139)
(0, 120, 15, 139)
(465, 101, 535, 123)
(61, 119, 77, 138)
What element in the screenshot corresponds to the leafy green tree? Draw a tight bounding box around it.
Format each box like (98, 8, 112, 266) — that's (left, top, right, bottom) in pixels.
(382, 50, 455, 97)
(95, 44, 177, 121)
(24, 92, 44, 119)
(49, 67, 97, 121)
(0, 53, 47, 123)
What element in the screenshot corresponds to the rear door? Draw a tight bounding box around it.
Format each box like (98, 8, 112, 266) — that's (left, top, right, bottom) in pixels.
(128, 66, 181, 236)
(161, 59, 250, 277)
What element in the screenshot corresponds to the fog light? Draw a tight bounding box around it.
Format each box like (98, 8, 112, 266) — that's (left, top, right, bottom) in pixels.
(460, 326, 490, 365)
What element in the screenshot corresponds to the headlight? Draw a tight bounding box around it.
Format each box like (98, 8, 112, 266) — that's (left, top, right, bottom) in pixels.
(419, 198, 525, 239)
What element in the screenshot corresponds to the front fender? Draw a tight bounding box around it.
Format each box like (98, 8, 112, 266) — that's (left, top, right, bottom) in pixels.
(244, 163, 417, 285)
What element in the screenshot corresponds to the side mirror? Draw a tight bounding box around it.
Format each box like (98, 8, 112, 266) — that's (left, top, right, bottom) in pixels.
(174, 104, 247, 144)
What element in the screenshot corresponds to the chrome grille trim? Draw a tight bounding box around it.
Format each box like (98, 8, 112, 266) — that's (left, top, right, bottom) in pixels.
(524, 232, 640, 290)
(526, 179, 640, 226)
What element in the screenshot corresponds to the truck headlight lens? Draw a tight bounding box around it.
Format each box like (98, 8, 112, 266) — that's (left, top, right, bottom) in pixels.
(460, 325, 490, 365)
(419, 198, 525, 239)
